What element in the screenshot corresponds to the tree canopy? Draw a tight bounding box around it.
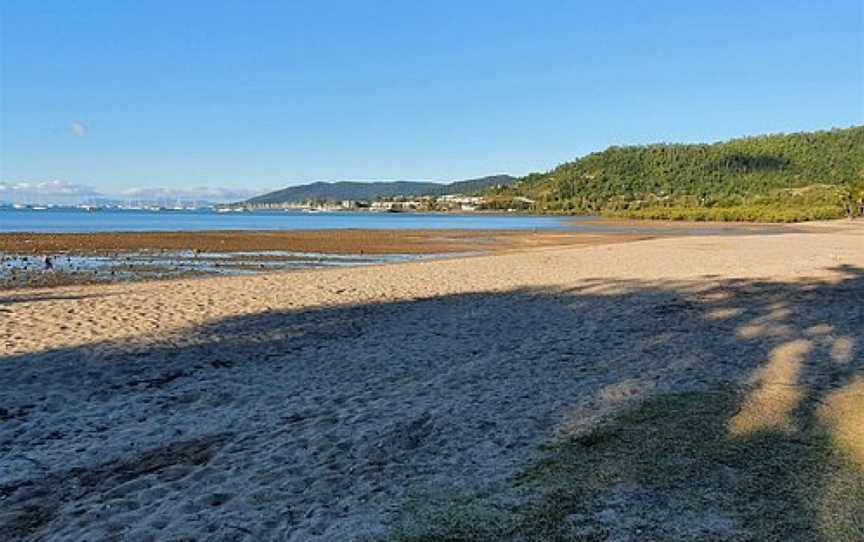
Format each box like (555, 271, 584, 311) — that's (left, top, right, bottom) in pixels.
(498, 126, 864, 221)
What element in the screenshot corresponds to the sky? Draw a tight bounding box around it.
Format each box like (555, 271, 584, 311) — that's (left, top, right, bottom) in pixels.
(1, 0, 862, 200)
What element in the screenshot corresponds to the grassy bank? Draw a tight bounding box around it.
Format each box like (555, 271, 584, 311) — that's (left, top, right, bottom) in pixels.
(388, 388, 864, 541)
(602, 204, 844, 223)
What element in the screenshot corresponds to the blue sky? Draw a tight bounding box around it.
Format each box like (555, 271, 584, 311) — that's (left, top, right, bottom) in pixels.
(1, 1, 862, 197)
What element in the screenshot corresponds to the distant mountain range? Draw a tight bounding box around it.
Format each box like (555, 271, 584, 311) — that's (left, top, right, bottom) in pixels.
(243, 175, 517, 205)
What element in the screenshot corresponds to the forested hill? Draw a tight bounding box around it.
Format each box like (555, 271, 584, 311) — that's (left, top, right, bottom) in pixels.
(444, 175, 517, 195)
(500, 126, 864, 221)
(245, 175, 516, 205)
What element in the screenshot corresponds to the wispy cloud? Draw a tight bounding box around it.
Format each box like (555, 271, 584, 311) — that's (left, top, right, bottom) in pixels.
(0, 180, 102, 204)
(1, 180, 265, 205)
(70, 121, 87, 137)
(119, 186, 262, 203)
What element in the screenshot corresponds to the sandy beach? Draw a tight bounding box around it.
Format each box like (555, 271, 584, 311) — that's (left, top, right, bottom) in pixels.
(1, 221, 863, 540)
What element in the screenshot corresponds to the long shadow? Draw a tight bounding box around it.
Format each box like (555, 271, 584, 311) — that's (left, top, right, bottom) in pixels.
(0, 267, 862, 540)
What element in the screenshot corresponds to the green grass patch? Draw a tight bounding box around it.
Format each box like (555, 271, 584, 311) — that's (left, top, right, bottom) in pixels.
(387, 389, 864, 541)
(602, 205, 844, 222)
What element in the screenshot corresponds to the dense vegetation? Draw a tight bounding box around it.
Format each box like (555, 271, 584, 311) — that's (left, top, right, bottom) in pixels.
(491, 126, 864, 221)
(245, 175, 517, 205)
(444, 175, 517, 196)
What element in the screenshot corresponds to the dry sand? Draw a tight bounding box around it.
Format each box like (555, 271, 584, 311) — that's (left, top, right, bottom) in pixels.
(1, 221, 862, 540)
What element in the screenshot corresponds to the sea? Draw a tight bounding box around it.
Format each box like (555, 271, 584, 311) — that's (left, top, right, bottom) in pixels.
(0, 207, 572, 233)
(0, 207, 789, 235)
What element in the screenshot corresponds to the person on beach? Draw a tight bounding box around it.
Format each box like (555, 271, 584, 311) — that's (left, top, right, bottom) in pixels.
(43, 255, 54, 272)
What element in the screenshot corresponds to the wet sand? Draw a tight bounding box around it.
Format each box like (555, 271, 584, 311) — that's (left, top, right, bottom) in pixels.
(1, 221, 861, 540)
(0, 229, 653, 256)
(0, 229, 656, 289)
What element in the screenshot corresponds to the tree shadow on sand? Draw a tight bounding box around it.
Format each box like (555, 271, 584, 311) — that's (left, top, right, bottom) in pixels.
(0, 266, 862, 541)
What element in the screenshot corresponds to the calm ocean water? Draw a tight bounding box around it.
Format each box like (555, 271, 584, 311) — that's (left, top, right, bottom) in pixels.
(0, 207, 787, 235)
(0, 208, 573, 233)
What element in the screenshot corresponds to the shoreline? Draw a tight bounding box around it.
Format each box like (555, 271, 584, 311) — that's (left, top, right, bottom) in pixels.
(0, 219, 831, 290)
(0, 213, 813, 255)
(0, 229, 656, 290)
